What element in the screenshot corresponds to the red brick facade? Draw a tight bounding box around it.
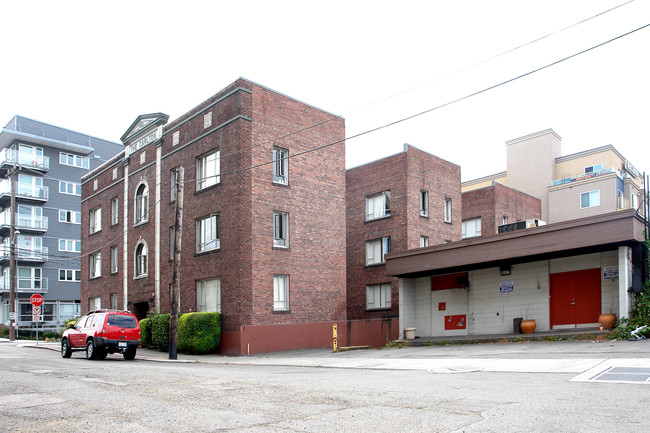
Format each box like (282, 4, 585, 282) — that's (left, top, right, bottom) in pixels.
(81, 79, 346, 355)
(346, 145, 461, 321)
(461, 182, 542, 236)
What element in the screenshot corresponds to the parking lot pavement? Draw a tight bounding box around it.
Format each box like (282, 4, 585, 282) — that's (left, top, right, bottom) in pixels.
(8, 337, 650, 377)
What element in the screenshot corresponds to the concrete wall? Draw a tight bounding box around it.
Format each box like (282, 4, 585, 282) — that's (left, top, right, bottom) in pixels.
(548, 174, 619, 223)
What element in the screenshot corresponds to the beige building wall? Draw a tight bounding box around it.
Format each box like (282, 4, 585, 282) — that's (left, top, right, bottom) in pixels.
(505, 129, 562, 222)
(461, 172, 507, 192)
(555, 146, 624, 180)
(548, 174, 619, 223)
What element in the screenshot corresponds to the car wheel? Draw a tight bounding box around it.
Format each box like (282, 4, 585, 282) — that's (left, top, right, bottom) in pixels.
(86, 340, 97, 360)
(123, 348, 136, 360)
(61, 338, 72, 358)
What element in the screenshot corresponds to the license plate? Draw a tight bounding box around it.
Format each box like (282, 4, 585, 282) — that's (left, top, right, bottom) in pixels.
(118, 342, 127, 348)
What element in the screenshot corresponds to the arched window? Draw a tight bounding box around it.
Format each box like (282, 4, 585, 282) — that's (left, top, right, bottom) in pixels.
(135, 241, 148, 278)
(135, 182, 149, 224)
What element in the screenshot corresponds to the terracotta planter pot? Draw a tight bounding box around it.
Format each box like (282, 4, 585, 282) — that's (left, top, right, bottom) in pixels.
(520, 320, 536, 334)
(598, 314, 617, 330)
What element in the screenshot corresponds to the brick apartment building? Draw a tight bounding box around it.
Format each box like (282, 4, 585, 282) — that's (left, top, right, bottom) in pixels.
(81, 79, 347, 355)
(346, 144, 462, 329)
(461, 181, 541, 239)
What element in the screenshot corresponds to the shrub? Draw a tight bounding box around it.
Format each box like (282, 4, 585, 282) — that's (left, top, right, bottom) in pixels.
(151, 313, 170, 352)
(177, 312, 221, 354)
(139, 317, 153, 348)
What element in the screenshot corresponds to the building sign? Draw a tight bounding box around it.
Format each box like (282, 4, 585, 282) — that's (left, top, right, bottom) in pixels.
(499, 281, 514, 293)
(603, 266, 619, 280)
(126, 126, 162, 156)
(444, 315, 466, 330)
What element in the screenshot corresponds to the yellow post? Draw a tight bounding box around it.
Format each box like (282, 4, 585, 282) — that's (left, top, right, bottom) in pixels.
(332, 323, 338, 352)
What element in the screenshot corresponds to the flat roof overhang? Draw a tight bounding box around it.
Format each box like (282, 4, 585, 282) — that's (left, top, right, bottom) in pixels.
(386, 209, 647, 278)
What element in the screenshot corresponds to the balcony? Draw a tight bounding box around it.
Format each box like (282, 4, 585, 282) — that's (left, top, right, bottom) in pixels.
(0, 211, 48, 234)
(0, 244, 48, 262)
(0, 277, 48, 293)
(0, 179, 49, 203)
(0, 148, 49, 173)
(617, 196, 631, 211)
(551, 167, 620, 187)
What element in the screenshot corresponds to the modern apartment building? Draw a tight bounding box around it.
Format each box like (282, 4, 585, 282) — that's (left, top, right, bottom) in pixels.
(462, 129, 645, 224)
(0, 116, 123, 330)
(346, 144, 461, 324)
(81, 79, 347, 355)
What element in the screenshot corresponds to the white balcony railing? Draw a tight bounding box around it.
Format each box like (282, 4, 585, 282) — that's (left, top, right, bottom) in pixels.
(0, 148, 49, 171)
(0, 211, 48, 230)
(0, 277, 48, 293)
(0, 180, 49, 200)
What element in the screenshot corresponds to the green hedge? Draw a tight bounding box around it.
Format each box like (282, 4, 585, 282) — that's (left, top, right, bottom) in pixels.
(151, 313, 170, 352)
(139, 317, 153, 348)
(177, 312, 221, 354)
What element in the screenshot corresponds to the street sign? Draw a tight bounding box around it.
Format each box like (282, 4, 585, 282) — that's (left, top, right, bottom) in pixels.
(30, 294, 44, 307)
(32, 306, 41, 315)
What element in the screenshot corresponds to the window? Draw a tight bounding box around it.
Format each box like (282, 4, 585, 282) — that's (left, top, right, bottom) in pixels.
(111, 197, 119, 225)
(462, 218, 482, 239)
(17, 205, 43, 228)
(366, 283, 391, 310)
(420, 235, 429, 248)
(60, 152, 89, 169)
(196, 214, 220, 252)
(584, 163, 603, 174)
(273, 147, 288, 184)
(580, 190, 600, 209)
(273, 275, 289, 311)
(88, 296, 101, 311)
(17, 267, 42, 290)
(110, 293, 118, 310)
(420, 191, 428, 217)
(197, 278, 221, 312)
(204, 111, 212, 128)
(89, 252, 102, 279)
(170, 168, 178, 202)
(444, 197, 452, 223)
(366, 237, 390, 265)
(93, 179, 98, 191)
(59, 209, 81, 224)
(18, 144, 44, 166)
(503, 215, 508, 225)
(173, 131, 180, 146)
(196, 150, 220, 190)
(273, 211, 289, 247)
(19, 174, 45, 198)
(110, 246, 118, 274)
(59, 269, 81, 281)
(135, 242, 148, 278)
(112, 167, 118, 180)
(632, 192, 638, 209)
(366, 191, 391, 221)
(89, 207, 101, 234)
(59, 181, 81, 196)
(59, 239, 81, 252)
(135, 182, 149, 224)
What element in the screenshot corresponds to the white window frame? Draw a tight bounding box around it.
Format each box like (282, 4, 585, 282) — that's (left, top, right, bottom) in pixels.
(134, 241, 148, 278)
(110, 197, 119, 226)
(365, 237, 390, 266)
(59, 209, 81, 224)
(59, 269, 81, 282)
(89, 206, 101, 234)
(110, 245, 118, 274)
(366, 283, 391, 310)
(89, 252, 102, 279)
(365, 191, 391, 221)
(197, 278, 221, 312)
(196, 150, 220, 190)
(273, 274, 289, 311)
(134, 182, 149, 224)
(462, 217, 482, 239)
(204, 111, 212, 129)
(17, 267, 42, 290)
(273, 147, 289, 184)
(444, 197, 452, 223)
(110, 293, 118, 309)
(584, 163, 603, 174)
(172, 131, 180, 146)
(59, 181, 81, 196)
(59, 239, 81, 252)
(420, 190, 428, 217)
(273, 211, 289, 248)
(59, 152, 89, 169)
(112, 167, 118, 180)
(196, 214, 220, 252)
(580, 190, 600, 209)
(420, 235, 429, 248)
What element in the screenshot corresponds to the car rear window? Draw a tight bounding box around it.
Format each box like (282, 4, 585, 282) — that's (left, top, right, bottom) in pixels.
(107, 314, 137, 328)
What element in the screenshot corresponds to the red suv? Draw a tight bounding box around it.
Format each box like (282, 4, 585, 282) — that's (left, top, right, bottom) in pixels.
(61, 310, 141, 360)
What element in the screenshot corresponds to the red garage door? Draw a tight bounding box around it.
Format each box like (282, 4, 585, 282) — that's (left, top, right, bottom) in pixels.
(550, 268, 601, 328)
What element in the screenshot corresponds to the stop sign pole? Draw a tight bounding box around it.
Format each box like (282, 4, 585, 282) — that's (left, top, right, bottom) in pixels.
(30, 294, 44, 345)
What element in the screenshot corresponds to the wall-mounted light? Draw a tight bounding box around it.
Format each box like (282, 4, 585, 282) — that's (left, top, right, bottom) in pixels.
(500, 265, 511, 276)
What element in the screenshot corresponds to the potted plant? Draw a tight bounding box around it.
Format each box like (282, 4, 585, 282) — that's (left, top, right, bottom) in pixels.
(598, 298, 617, 330)
(520, 307, 536, 334)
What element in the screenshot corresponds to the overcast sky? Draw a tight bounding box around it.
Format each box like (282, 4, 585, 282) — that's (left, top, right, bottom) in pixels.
(1, 0, 648, 181)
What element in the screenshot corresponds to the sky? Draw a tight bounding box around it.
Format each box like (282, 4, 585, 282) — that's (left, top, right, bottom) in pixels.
(1, 0, 649, 181)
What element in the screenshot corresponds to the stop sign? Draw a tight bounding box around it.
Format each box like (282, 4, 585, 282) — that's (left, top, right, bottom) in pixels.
(30, 294, 44, 307)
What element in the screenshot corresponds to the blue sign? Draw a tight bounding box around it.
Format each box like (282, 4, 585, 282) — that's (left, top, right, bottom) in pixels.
(500, 281, 514, 294)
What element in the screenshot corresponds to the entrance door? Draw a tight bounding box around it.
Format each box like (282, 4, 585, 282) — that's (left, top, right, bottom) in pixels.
(550, 268, 601, 328)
